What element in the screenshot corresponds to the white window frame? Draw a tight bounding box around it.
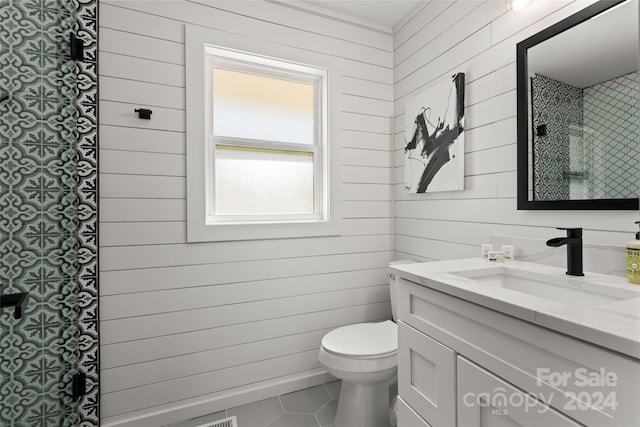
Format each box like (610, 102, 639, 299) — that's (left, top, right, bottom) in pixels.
(205, 51, 325, 223)
(185, 26, 340, 242)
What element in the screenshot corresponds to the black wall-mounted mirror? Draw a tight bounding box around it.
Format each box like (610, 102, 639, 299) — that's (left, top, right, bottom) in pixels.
(516, 0, 639, 210)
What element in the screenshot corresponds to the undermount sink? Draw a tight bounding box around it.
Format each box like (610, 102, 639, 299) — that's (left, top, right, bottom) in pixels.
(392, 258, 640, 358)
(451, 265, 635, 309)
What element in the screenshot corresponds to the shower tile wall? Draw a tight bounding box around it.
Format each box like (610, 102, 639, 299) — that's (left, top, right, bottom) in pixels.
(75, 0, 99, 424)
(0, 0, 99, 425)
(582, 71, 639, 199)
(0, 0, 79, 424)
(531, 74, 582, 201)
(531, 72, 639, 201)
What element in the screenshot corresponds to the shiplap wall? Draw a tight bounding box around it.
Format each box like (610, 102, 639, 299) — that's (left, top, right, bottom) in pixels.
(393, 0, 639, 262)
(98, 1, 393, 425)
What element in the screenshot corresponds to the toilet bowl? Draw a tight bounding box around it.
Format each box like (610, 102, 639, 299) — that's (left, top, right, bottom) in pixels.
(318, 260, 415, 427)
(319, 320, 397, 427)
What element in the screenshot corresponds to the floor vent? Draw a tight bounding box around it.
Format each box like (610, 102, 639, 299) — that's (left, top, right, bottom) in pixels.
(196, 416, 237, 427)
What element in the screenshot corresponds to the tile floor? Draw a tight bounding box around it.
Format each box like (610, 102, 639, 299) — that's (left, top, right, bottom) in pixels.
(172, 381, 342, 427)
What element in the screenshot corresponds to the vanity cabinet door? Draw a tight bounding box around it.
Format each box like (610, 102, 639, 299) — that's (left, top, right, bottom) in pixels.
(398, 321, 456, 427)
(457, 357, 582, 427)
(397, 396, 431, 427)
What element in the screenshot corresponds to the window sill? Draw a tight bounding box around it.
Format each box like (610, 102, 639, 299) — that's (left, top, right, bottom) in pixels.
(187, 218, 341, 243)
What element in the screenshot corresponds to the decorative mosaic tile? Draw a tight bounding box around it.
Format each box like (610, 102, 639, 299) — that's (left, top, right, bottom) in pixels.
(531, 74, 579, 201)
(1, 0, 98, 425)
(531, 72, 639, 201)
(582, 72, 639, 199)
(75, 0, 99, 423)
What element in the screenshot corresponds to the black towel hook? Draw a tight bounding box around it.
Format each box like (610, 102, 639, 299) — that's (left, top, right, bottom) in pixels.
(135, 108, 152, 119)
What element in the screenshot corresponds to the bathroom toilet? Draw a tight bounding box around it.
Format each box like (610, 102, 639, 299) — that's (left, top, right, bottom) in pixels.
(318, 260, 413, 427)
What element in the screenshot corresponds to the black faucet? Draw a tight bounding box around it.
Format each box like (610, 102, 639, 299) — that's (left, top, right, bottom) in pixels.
(546, 227, 584, 276)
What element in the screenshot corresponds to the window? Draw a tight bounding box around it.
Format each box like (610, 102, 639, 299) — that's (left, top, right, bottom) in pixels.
(207, 53, 324, 221)
(186, 27, 338, 242)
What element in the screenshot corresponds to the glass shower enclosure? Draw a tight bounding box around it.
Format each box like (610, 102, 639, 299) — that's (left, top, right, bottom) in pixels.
(1, 0, 81, 424)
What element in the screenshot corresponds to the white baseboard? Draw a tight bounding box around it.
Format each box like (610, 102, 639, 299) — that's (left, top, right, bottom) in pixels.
(101, 369, 333, 427)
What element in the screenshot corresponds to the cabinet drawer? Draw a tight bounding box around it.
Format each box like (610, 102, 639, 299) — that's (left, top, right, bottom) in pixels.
(458, 356, 581, 427)
(398, 321, 456, 427)
(397, 396, 431, 427)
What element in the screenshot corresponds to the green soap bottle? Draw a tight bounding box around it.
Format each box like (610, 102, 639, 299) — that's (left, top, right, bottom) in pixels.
(627, 221, 640, 285)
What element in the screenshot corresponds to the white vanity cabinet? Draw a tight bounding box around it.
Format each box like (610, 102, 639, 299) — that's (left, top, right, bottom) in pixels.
(396, 277, 640, 427)
(457, 357, 581, 427)
(398, 321, 455, 426)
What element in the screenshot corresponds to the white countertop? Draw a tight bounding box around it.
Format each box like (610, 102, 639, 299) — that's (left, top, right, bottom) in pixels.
(390, 258, 640, 359)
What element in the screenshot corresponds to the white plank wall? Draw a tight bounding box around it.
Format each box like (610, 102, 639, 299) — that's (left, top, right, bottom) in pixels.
(392, 0, 639, 262)
(98, 1, 393, 425)
(99, 0, 639, 424)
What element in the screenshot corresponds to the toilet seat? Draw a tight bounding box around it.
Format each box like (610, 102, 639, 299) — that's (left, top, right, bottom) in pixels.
(321, 320, 397, 358)
(320, 320, 398, 375)
(319, 320, 397, 376)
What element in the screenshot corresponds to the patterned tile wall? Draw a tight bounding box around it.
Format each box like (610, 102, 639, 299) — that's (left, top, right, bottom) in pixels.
(0, 0, 79, 424)
(531, 74, 582, 201)
(0, 0, 98, 425)
(75, 0, 98, 424)
(532, 72, 639, 201)
(583, 72, 639, 200)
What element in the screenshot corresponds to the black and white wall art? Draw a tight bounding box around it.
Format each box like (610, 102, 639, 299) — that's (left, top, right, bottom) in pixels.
(404, 73, 465, 193)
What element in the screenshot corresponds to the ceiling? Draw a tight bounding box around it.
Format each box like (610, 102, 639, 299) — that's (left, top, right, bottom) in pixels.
(301, 0, 423, 29)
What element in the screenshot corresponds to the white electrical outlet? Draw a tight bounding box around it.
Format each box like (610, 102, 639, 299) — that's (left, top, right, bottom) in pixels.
(481, 243, 493, 258)
(501, 245, 515, 260)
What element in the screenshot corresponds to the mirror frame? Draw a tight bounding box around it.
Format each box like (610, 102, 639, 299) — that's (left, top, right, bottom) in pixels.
(516, 0, 639, 210)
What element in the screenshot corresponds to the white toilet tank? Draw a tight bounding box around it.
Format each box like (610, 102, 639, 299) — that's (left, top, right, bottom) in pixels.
(389, 260, 416, 321)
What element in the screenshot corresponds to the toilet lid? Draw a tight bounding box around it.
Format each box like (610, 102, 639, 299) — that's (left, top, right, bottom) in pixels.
(321, 320, 397, 357)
